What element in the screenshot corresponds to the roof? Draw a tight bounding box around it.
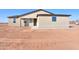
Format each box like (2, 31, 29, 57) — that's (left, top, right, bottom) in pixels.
(8, 9, 54, 18)
(8, 9, 71, 18)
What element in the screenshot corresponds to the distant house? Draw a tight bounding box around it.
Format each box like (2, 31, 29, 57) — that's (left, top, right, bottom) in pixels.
(75, 20, 79, 25)
(69, 20, 79, 25)
(8, 9, 71, 29)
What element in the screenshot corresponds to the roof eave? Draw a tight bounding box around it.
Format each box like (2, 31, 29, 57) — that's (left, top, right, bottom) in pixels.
(37, 14, 71, 17)
(8, 16, 20, 18)
(54, 14, 71, 17)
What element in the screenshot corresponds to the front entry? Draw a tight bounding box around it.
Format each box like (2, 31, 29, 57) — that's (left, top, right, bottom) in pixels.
(21, 18, 37, 27)
(33, 18, 37, 26)
(24, 20, 29, 27)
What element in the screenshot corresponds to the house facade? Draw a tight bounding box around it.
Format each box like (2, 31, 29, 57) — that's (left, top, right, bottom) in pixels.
(8, 9, 71, 29)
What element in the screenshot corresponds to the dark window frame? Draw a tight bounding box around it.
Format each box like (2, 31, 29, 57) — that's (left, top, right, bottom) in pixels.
(13, 17, 16, 23)
(52, 16, 56, 22)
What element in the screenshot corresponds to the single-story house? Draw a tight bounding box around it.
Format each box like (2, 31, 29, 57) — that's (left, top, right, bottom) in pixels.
(8, 9, 71, 29)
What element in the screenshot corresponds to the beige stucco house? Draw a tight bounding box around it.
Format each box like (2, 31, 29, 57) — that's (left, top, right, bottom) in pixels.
(8, 9, 71, 29)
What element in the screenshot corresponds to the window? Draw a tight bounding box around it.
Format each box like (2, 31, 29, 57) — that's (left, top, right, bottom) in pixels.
(13, 17, 16, 23)
(52, 16, 56, 22)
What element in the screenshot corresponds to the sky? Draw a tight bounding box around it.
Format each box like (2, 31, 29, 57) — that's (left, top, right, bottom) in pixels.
(0, 9, 79, 23)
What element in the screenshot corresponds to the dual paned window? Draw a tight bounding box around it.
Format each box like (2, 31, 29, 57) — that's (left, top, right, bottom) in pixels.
(52, 16, 56, 22)
(13, 17, 16, 23)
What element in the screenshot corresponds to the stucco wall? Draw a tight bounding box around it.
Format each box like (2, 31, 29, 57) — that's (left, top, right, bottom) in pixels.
(37, 16, 69, 29)
(8, 16, 69, 29)
(37, 16, 53, 29)
(8, 18, 20, 27)
(56, 16, 69, 28)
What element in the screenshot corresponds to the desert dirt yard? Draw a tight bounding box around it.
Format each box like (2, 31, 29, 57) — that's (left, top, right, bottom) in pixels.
(0, 24, 79, 50)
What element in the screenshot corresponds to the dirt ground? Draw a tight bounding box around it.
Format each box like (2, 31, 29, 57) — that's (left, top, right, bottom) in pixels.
(0, 24, 79, 50)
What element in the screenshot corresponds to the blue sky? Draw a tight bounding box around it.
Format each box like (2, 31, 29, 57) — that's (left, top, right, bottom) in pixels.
(0, 9, 79, 22)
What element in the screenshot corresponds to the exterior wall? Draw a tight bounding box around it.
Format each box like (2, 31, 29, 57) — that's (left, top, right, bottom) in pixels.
(56, 16, 69, 28)
(37, 16, 53, 29)
(8, 18, 20, 27)
(37, 16, 69, 29)
(20, 20, 24, 27)
(8, 16, 69, 29)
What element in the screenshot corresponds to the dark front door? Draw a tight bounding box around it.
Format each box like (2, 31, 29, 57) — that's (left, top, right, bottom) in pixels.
(33, 19, 37, 26)
(24, 20, 29, 26)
